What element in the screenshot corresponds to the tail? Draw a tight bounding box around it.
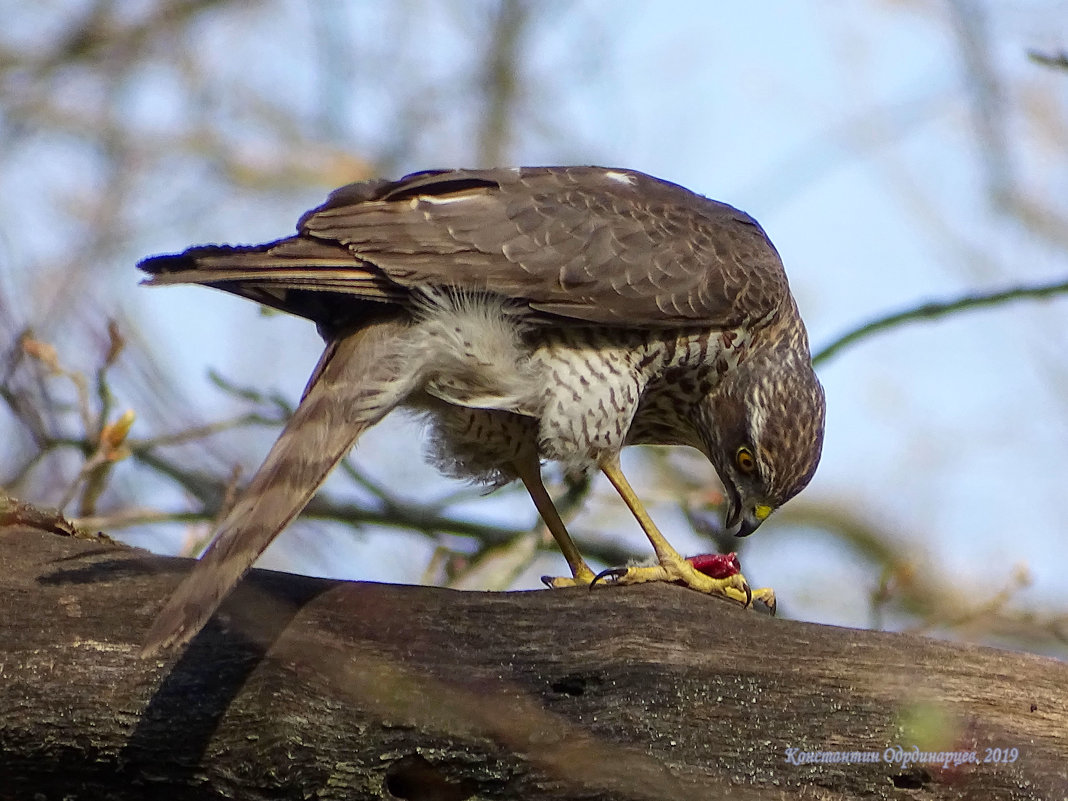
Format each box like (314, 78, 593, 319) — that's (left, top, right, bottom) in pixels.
(138, 238, 404, 325)
(141, 319, 416, 657)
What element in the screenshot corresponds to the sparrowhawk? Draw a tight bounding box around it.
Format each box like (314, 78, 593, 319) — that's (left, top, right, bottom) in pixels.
(140, 167, 826, 656)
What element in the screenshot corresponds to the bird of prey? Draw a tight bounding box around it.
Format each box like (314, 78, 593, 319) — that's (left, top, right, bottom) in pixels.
(140, 166, 825, 656)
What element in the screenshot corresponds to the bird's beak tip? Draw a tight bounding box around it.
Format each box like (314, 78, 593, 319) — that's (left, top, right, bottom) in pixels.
(731, 504, 773, 538)
(733, 519, 759, 538)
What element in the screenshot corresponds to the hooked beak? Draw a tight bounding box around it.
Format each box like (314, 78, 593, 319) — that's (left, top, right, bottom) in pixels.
(725, 497, 773, 538)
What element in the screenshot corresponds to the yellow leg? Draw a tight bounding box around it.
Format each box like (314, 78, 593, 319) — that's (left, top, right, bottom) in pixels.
(513, 456, 597, 586)
(599, 455, 769, 608)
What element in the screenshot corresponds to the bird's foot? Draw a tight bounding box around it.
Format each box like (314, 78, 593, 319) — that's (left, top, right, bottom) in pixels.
(549, 552, 776, 614)
(592, 558, 751, 605)
(686, 553, 776, 612)
(540, 564, 599, 589)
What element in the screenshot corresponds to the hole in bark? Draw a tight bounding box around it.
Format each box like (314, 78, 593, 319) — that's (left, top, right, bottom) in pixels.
(891, 768, 932, 789)
(385, 754, 475, 801)
(551, 672, 600, 696)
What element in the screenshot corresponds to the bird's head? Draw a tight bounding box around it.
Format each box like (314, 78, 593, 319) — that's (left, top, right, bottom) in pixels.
(700, 348, 825, 537)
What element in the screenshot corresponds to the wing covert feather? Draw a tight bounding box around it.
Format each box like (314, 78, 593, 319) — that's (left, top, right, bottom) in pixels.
(300, 167, 788, 328)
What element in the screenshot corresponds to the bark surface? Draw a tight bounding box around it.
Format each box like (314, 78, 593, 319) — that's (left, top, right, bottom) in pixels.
(0, 525, 1064, 800)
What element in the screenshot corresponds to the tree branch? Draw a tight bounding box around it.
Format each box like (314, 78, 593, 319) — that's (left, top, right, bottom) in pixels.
(1028, 50, 1068, 72)
(813, 277, 1068, 365)
(1, 524, 1065, 800)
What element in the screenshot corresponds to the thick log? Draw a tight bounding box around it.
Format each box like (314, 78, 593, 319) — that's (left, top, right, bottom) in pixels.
(0, 524, 1064, 800)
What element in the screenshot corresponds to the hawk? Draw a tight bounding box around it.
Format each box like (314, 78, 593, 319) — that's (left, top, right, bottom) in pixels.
(140, 167, 825, 656)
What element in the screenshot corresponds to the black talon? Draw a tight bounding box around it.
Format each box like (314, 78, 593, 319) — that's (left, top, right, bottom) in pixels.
(540, 575, 555, 588)
(742, 581, 753, 607)
(591, 567, 629, 587)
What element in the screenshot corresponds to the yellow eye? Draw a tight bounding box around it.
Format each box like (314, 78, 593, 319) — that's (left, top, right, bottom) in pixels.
(735, 446, 756, 474)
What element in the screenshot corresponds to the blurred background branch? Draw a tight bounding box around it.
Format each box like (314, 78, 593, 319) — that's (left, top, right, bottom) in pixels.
(813, 276, 1068, 366)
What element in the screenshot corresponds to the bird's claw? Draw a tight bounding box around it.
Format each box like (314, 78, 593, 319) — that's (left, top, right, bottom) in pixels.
(542, 569, 627, 589)
(591, 566, 630, 587)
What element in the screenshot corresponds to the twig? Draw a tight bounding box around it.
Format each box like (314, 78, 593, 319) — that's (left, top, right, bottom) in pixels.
(126, 412, 280, 449)
(72, 509, 209, 531)
(0, 493, 114, 542)
(208, 368, 293, 417)
(813, 277, 1068, 366)
(1028, 49, 1068, 71)
(336, 455, 405, 515)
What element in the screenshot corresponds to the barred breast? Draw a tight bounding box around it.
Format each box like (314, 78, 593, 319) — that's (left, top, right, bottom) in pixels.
(414, 305, 747, 482)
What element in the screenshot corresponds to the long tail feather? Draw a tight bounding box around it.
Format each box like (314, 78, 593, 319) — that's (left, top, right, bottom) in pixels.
(141, 319, 415, 657)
